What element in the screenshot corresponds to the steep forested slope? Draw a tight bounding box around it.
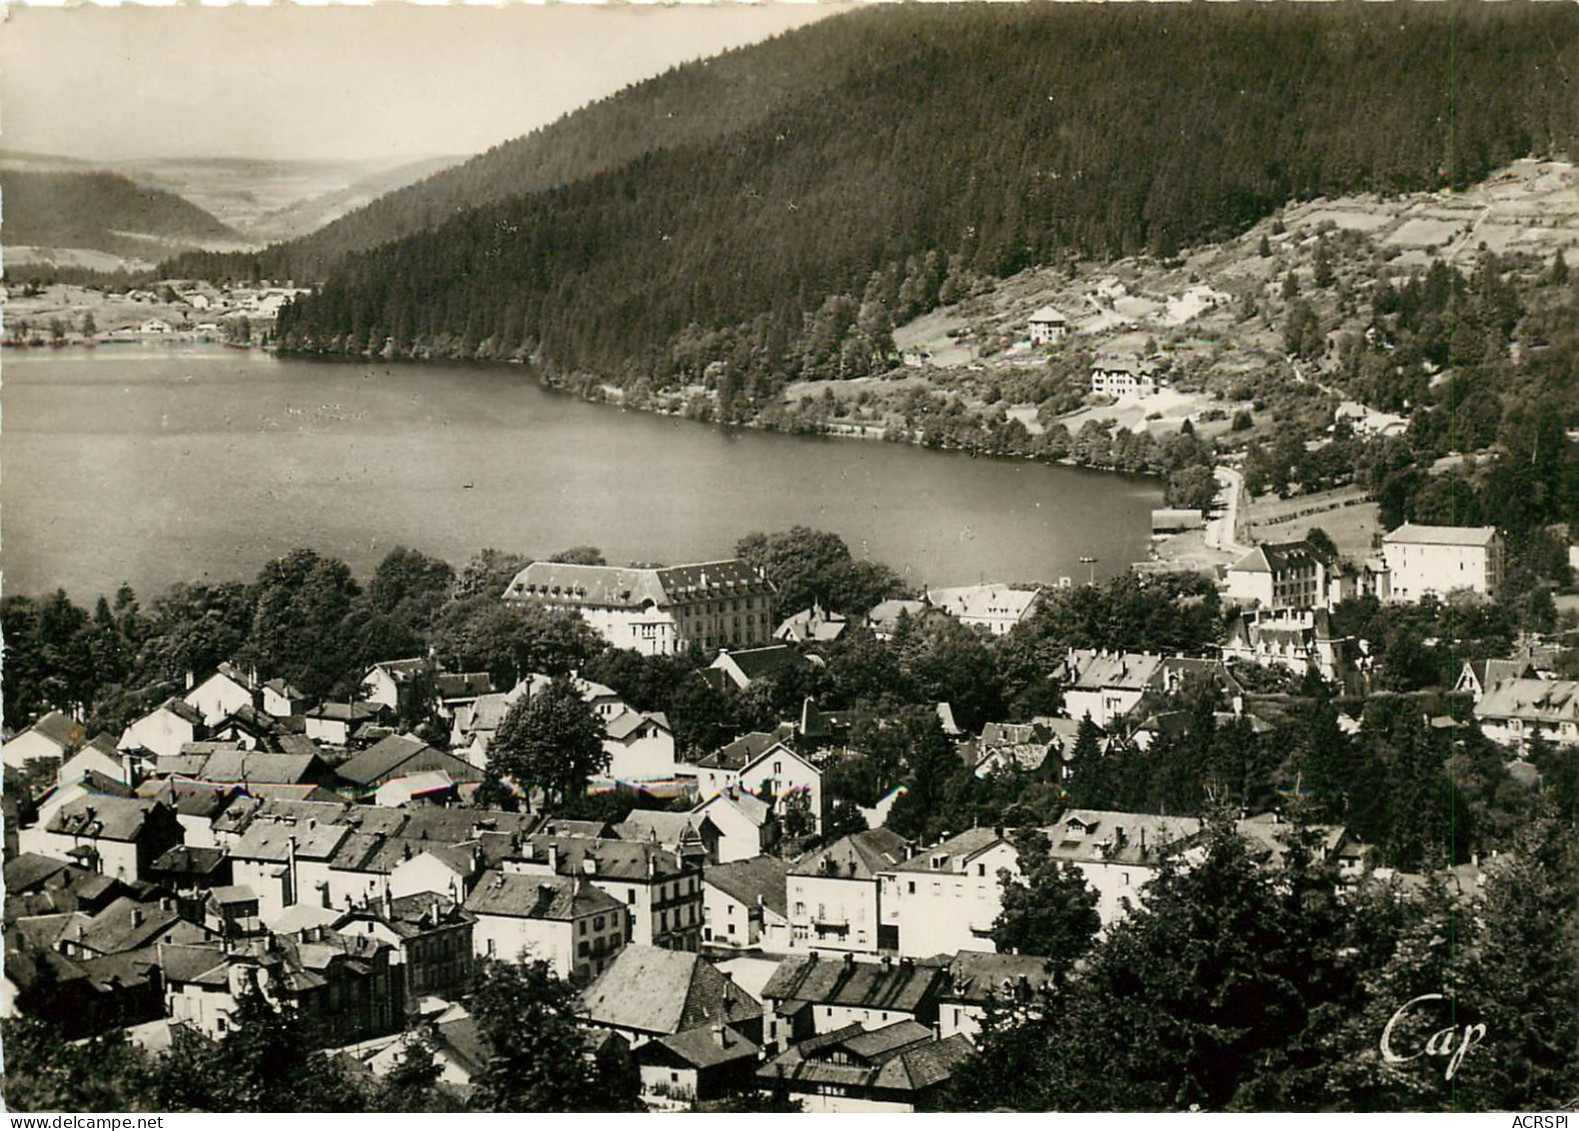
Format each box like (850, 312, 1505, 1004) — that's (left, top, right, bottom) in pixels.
(2, 170, 240, 258)
(267, 2, 1579, 387)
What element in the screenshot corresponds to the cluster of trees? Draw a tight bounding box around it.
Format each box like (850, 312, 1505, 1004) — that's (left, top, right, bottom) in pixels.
(950, 811, 1579, 1112)
(1, 959, 641, 1114)
(259, 4, 1579, 398)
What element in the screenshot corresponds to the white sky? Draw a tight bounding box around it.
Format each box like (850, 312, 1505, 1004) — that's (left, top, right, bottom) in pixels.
(0, 2, 850, 163)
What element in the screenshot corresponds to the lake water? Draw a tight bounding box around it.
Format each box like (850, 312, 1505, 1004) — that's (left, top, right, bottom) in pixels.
(1, 346, 1162, 601)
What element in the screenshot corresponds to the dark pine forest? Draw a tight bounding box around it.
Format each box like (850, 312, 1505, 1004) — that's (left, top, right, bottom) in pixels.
(169, 3, 1579, 394)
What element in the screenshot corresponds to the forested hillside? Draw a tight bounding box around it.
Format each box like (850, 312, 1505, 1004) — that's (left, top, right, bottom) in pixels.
(2, 170, 239, 258)
(255, 3, 1579, 389)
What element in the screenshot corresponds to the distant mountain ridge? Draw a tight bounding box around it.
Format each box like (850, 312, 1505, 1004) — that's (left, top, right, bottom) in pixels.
(176, 3, 1578, 389)
(1, 168, 242, 262)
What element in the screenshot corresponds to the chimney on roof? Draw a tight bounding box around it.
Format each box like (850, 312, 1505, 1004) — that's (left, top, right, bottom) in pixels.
(547, 844, 559, 873)
(843, 952, 854, 970)
(185, 671, 196, 692)
(713, 1023, 729, 1048)
(131, 906, 143, 927)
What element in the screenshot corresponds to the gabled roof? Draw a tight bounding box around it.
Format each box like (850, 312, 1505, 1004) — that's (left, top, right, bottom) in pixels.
(435, 672, 493, 699)
(19, 710, 80, 749)
(696, 787, 771, 828)
(579, 945, 762, 1036)
(229, 816, 351, 863)
(713, 645, 813, 684)
(1228, 538, 1331, 575)
(5, 853, 75, 894)
(134, 778, 236, 819)
(306, 701, 387, 723)
(761, 954, 944, 1014)
(695, 726, 796, 771)
(703, 855, 790, 918)
(604, 710, 670, 742)
(462, 871, 622, 921)
(613, 809, 710, 846)
(1044, 809, 1202, 866)
(756, 1025, 971, 1094)
(524, 834, 691, 882)
(150, 845, 230, 878)
(1384, 523, 1499, 547)
(366, 658, 432, 683)
(790, 828, 909, 879)
(337, 736, 481, 787)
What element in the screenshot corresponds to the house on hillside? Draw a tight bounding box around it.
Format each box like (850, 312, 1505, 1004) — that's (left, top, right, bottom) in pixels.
(1473, 678, 1579, 750)
(1222, 608, 1347, 683)
(1027, 305, 1070, 346)
(1060, 650, 1165, 730)
(1090, 357, 1162, 397)
(1042, 809, 1203, 927)
(759, 952, 946, 1050)
(1455, 658, 1538, 702)
(41, 796, 185, 883)
(184, 664, 260, 727)
(938, 950, 1055, 1040)
(692, 787, 776, 863)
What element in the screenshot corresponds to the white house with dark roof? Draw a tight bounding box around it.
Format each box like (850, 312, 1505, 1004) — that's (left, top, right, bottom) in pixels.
(1382, 523, 1505, 603)
(4, 710, 83, 773)
(1225, 538, 1334, 611)
(464, 870, 625, 980)
(877, 828, 1017, 958)
(361, 658, 433, 713)
(938, 950, 1055, 1040)
(1060, 650, 1166, 730)
(1043, 809, 1203, 927)
(705, 644, 817, 693)
(1090, 356, 1163, 397)
(40, 796, 185, 883)
(119, 699, 206, 760)
(600, 710, 677, 782)
(755, 1020, 973, 1112)
(1027, 304, 1070, 346)
(703, 855, 791, 951)
(775, 603, 849, 645)
(183, 664, 260, 727)
(304, 700, 387, 746)
(692, 786, 775, 863)
(502, 559, 776, 656)
(787, 828, 909, 955)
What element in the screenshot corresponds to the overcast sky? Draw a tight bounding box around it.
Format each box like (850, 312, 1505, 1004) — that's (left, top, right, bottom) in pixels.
(0, 3, 849, 164)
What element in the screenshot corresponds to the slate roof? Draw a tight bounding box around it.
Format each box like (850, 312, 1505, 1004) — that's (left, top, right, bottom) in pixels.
(761, 954, 944, 1013)
(306, 701, 386, 723)
(229, 816, 351, 862)
(1064, 650, 1165, 693)
(695, 726, 796, 772)
(435, 672, 493, 699)
(703, 855, 790, 918)
(23, 710, 79, 748)
(1044, 810, 1203, 866)
(756, 1023, 971, 1094)
(177, 750, 323, 785)
(714, 645, 812, 684)
(889, 827, 1007, 875)
(941, 950, 1055, 1005)
(1474, 678, 1579, 727)
(925, 584, 1041, 624)
(504, 559, 772, 609)
(1228, 538, 1332, 575)
(791, 828, 909, 879)
(649, 1024, 760, 1069)
(337, 736, 482, 787)
(46, 796, 172, 842)
(697, 787, 771, 829)
(150, 845, 230, 878)
(4, 853, 74, 893)
(613, 810, 709, 845)
(462, 871, 621, 921)
(1462, 658, 1538, 692)
(604, 710, 669, 741)
(135, 778, 241, 819)
(1384, 523, 1499, 547)
(579, 945, 762, 1036)
(524, 834, 691, 882)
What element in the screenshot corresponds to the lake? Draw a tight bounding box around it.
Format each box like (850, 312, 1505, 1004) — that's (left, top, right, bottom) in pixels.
(1, 346, 1162, 602)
